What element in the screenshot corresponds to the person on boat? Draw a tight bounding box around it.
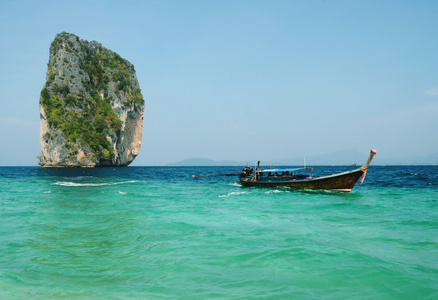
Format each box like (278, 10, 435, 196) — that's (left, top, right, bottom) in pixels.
(240, 166, 253, 178)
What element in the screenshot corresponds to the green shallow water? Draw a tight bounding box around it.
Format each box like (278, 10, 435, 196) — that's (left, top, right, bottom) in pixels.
(0, 166, 437, 299)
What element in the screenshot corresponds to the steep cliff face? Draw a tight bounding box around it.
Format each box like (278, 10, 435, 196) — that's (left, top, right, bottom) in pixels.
(39, 32, 145, 167)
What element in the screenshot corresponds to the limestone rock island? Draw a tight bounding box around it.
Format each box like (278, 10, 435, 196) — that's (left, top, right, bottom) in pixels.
(39, 32, 145, 167)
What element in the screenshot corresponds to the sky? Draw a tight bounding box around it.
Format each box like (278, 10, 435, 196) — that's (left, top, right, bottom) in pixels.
(0, 0, 437, 166)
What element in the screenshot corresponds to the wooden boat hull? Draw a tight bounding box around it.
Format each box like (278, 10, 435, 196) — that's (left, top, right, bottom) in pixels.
(239, 168, 364, 193)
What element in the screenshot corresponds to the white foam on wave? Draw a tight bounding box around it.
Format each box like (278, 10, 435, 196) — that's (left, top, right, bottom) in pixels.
(219, 191, 247, 198)
(264, 189, 284, 194)
(53, 180, 137, 187)
(59, 176, 95, 180)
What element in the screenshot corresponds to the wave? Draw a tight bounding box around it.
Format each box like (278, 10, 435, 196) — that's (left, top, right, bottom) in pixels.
(264, 189, 284, 194)
(53, 180, 138, 187)
(58, 176, 95, 180)
(219, 191, 247, 198)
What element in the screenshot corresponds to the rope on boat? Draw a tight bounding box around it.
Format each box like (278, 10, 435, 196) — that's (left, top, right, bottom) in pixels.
(342, 163, 356, 172)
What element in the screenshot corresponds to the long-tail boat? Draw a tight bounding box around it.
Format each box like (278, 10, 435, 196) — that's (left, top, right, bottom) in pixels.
(193, 149, 377, 193)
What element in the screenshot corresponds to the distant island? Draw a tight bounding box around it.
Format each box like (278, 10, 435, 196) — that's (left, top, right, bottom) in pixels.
(168, 158, 244, 167)
(168, 149, 438, 166)
(38, 32, 145, 167)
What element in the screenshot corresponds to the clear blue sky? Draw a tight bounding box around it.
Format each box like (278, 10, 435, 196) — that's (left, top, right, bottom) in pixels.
(1, 0, 437, 166)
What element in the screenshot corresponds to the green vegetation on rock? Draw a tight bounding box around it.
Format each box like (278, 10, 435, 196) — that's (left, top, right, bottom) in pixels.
(41, 88, 121, 159)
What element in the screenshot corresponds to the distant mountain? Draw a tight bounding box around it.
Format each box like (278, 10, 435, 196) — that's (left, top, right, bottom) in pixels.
(168, 150, 367, 166)
(168, 150, 438, 166)
(167, 158, 244, 166)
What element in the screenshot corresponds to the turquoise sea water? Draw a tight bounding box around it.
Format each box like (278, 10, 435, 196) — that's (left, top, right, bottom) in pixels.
(0, 166, 437, 299)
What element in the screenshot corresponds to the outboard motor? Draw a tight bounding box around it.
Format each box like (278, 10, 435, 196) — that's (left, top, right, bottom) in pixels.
(240, 166, 254, 178)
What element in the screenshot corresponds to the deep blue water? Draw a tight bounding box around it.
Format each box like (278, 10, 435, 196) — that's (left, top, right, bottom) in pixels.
(0, 165, 437, 299)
